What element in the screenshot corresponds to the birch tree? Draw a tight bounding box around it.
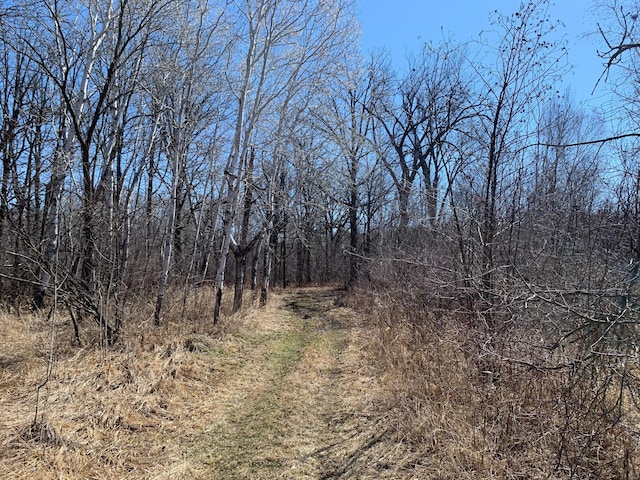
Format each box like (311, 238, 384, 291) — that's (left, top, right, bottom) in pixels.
(11, 0, 165, 342)
(213, 0, 356, 321)
(149, 0, 228, 324)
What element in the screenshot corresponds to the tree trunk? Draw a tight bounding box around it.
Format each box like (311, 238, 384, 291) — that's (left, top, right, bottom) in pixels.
(212, 24, 256, 323)
(34, 125, 70, 309)
(398, 184, 410, 234)
(154, 123, 182, 325)
(481, 108, 502, 312)
(260, 229, 275, 306)
(250, 238, 262, 291)
(348, 155, 359, 287)
(233, 249, 248, 312)
(231, 148, 257, 312)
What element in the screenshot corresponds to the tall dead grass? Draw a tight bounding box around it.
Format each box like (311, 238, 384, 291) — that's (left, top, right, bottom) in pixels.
(350, 286, 640, 479)
(0, 286, 249, 480)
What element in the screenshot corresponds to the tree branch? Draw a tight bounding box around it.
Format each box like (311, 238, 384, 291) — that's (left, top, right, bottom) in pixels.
(539, 132, 640, 148)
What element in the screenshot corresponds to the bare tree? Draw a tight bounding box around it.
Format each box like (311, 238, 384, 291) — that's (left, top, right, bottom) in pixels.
(311, 56, 382, 286)
(369, 42, 474, 237)
(213, 0, 356, 321)
(230, 149, 261, 313)
(9, 0, 167, 342)
(149, 0, 228, 324)
(468, 0, 567, 311)
(0, 18, 50, 298)
(370, 62, 421, 234)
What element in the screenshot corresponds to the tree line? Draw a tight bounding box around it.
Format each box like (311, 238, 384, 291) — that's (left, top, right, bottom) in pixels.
(0, 0, 638, 355)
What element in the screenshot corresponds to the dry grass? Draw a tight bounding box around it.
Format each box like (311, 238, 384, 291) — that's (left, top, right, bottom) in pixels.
(6, 281, 637, 479)
(0, 286, 245, 480)
(0, 285, 393, 479)
(347, 286, 640, 479)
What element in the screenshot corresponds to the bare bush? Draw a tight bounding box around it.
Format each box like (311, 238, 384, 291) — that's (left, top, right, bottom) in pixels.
(352, 276, 640, 478)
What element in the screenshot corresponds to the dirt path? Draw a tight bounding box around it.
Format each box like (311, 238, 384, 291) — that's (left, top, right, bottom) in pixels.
(190, 287, 389, 479)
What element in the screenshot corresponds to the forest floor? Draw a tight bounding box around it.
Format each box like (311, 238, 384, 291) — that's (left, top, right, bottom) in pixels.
(0, 287, 420, 479)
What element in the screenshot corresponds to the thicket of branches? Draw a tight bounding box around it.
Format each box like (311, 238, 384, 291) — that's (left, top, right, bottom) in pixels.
(0, 0, 361, 341)
(0, 0, 633, 344)
(0, 0, 633, 357)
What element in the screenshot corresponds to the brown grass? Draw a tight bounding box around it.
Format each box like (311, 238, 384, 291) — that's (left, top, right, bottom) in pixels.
(347, 286, 640, 479)
(0, 285, 392, 479)
(4, 282, 638, 479)
(0, 286, 243, 479)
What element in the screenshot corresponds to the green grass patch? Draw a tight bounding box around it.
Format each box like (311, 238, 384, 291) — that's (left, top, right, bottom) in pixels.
(265, 329, 311, 376)
(196, 320, 318, 478)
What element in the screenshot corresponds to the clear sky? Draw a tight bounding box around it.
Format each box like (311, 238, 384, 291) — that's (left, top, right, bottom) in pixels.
(357, 1, 607, 108)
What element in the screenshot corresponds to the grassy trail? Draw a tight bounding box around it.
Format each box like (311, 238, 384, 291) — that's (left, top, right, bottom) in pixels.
(0, 287, 393, 479)
(193, 287, 384, 479)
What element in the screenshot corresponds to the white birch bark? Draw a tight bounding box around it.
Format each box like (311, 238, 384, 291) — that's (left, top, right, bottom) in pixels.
(35, 5, 110, 307)
(213, 0, 266, 323)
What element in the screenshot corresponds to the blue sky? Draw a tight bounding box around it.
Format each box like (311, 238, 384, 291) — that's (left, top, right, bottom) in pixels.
(357, 1, 607, 108)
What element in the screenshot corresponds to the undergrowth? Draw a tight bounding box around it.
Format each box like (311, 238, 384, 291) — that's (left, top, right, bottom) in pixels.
(0, 286, 241, 479)
(348, 285, 640, 479)
(4, 281, 639, 479)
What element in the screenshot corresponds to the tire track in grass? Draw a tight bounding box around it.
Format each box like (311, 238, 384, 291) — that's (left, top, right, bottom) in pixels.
(195, 296, 322, 478)
(194, 287, 387, 479)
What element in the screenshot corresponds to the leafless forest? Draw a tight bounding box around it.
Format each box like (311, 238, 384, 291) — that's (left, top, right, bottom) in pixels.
(2, 0, 640, 477)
